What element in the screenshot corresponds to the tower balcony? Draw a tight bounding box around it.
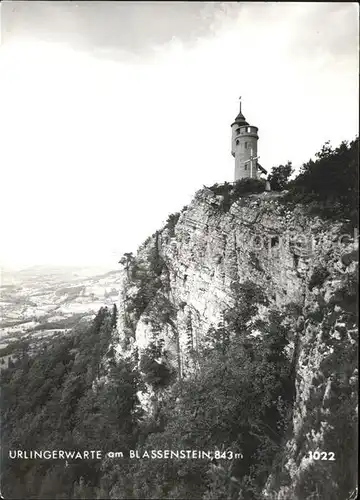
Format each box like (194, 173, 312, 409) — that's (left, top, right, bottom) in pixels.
(233, 124, 258, 137)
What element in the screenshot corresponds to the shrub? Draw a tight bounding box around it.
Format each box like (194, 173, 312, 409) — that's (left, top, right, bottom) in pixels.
(267, 162, 294, 191)
(249, 251, 263, 272)
(341, 249, 358, 267)
(329, 271, 358, 315)
(284, 137, 359, 223)
(139, 346, 176, 389)
(164, 212, 180, 237)
(209, 179, 266, 212)
(308, 266, 330, 291)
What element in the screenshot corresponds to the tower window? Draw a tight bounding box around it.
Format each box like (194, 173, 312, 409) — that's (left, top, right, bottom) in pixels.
(245, 142, 248, 149)
(236, 139, 239, 145)
(244, 165, 247, 170)
(236, 128, 240, 135)
(247, 127, 251, 132)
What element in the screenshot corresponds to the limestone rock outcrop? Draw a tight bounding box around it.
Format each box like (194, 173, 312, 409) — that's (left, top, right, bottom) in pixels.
(114, 187, 358, 498)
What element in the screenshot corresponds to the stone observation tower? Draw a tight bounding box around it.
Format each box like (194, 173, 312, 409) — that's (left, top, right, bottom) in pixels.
(231, 97, 267, 181)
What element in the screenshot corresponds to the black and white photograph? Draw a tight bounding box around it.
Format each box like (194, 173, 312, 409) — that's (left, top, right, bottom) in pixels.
(0, 1, 358, 499)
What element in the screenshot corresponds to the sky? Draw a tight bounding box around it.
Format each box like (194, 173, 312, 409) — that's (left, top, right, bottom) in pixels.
(1, 1, 358, 270)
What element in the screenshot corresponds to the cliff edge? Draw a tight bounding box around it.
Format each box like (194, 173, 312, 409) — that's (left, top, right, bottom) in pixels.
(113, 185, 358, 499)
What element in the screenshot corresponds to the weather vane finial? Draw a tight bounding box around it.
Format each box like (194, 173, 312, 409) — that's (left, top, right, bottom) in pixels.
(239, 95, 242, 112)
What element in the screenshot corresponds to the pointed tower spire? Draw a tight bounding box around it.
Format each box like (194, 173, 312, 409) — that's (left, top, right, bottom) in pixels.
(233, 95, 248, 126)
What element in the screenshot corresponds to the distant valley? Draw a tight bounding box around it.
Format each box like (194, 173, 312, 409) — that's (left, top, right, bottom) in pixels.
(0, 265, 122, 364)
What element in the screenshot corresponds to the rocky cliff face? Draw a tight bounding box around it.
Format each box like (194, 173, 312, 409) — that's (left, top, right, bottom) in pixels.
(114, 187, 358, 499)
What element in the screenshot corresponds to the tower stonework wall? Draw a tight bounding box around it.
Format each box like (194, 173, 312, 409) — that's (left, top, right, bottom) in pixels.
(234, 127, 258, 180)
(231, 100, 266, 182)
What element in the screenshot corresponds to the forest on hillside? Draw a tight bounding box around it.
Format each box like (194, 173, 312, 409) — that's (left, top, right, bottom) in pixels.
(1, 287, 357, 499)
(1, 302, 298, 499)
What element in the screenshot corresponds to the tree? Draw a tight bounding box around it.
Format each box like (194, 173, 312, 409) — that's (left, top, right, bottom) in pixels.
(165, 213, 180, 237)
(267, 162, 294, 191)
(1, 307, 119, 500)
(286, 137, 359, 222)
(119, 252, 134, 278)
(111, 304, 118, 329)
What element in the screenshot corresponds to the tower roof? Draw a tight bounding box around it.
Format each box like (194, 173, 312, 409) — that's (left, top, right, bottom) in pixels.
(232, 97, 249, 127)
(257, 162, 267, 175)
(233, 110, 249, 126)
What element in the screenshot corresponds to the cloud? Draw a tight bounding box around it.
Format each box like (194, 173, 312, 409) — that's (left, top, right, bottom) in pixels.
(285, 2, 359, 62)
(0, 2, 358, 268)
(1, 1, 241, 59)
(2, 2, 358, 66)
